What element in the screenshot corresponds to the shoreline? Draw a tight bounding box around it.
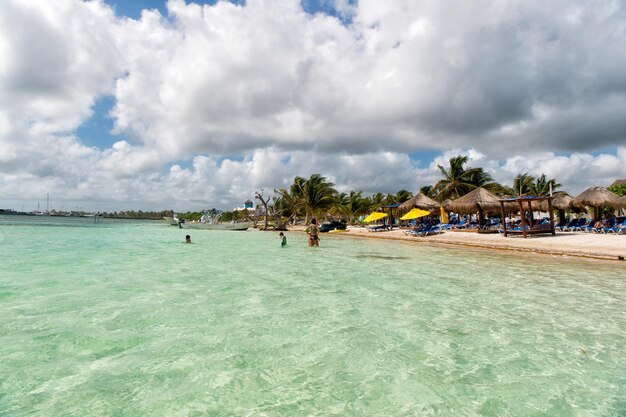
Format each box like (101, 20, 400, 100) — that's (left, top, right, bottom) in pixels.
(284, 225, 626, 263)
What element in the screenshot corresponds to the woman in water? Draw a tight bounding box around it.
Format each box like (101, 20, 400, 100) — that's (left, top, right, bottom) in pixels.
(306, 218, 319, 247)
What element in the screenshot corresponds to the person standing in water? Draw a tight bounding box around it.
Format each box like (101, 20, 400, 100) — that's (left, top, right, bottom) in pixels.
(279, 232, 287, 247)
(185, 235, 192, 243)
(306, 218, 319, 247)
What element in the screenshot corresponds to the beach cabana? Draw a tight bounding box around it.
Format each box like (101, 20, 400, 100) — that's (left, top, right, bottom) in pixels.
(448, 187, 505, 225)
(399, 193, 440, 212)
(499, 196, 555, 238)
(572, 187, 622, 221)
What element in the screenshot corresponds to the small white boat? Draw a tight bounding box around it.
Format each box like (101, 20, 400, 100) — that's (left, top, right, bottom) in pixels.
(180, 221, 254, 231)
(178, 211, 253, 231)
(163, 216, 181, 226)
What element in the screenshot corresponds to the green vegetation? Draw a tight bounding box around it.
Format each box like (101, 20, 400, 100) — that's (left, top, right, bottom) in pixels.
(608, 184, 626, 197)
(94, 156, 620, 226)
(256, 156, 588, 228)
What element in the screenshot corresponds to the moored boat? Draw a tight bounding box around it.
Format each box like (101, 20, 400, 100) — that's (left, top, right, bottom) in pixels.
(163, 216, 181, 226)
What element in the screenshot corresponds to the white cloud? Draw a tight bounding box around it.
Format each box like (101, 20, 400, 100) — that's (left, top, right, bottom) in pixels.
(0, 0, 625, 211)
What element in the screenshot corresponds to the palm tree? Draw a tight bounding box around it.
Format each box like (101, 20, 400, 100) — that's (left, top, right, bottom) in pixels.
(395, 189, 413, 204)
(434, 155, 497, 200)
(419, 185, 435, 198)
(276, 175, 338, 223)
(300, 174, 338, 222)
(512, 173, 535, 197)
(334, 191, 369, 224)
(275, 176, 306, 224)
(366, 192, 387, 211)
(531, 174, 560, 196)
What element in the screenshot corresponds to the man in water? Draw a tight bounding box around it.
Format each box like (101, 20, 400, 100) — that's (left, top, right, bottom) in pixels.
(185, 235, 192, 243)
(279, 232, 287, 247)
(306, 218, 319, 247)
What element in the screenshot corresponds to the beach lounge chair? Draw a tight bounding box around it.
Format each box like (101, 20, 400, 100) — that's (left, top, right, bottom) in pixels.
(554, 219, 568, 231)
(575, 220, 595, 233)
(564, 218, 584, 232)
(367, 224, 390, 232)
(455, 220, 468, 229)
(407, 224, 433, 236)
(419, 225, 444, 236)
(602, 219, 626, 234)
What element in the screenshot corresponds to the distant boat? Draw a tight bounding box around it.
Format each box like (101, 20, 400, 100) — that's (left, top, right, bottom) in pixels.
(163, 216, 182, 226)
(178, 212, 252, 230)
(180, 221, 253, 231)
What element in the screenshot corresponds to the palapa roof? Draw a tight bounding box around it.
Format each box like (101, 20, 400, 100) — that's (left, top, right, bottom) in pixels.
(609, 179, 626, 187)
(538, 192, 572, 211)
(399, 192, 440, 211)
(441, 199, 453, 211)
(448, 187, 504, 214)
(572, 186, 622, 209)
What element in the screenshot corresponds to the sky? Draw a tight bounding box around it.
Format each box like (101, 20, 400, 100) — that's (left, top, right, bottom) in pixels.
(1, 0, 625, 212)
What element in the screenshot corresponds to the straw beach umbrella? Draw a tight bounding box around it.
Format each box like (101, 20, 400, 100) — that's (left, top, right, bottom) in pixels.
(538, 191, 572, 211)
(448, 187, 505, 224)
(539, 191, 575, 224)
(572, 187, 622, 220)
(399, 193, 440, 211)
(441, 199, 453, 211)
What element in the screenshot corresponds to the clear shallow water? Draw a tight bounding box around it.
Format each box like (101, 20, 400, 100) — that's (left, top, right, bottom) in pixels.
(0, 215, 625, 417)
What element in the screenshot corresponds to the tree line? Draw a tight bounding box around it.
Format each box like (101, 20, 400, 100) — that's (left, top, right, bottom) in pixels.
(252, 155, 568, 228)
(99, 155, 623, 224)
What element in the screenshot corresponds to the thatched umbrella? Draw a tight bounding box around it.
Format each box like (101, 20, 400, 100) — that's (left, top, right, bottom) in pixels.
(399, 192, 440, 212)
(538, 191, 575, 224)
(448, 187, 505, 224)
(572, 187, 622, 221)
(441, 199, 453, 211)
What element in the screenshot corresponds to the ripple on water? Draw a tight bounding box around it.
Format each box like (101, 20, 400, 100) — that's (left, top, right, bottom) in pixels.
(0, 217, 625, 416)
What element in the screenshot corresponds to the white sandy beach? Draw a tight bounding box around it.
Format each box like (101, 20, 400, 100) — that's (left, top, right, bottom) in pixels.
(315, 226, 626, 262)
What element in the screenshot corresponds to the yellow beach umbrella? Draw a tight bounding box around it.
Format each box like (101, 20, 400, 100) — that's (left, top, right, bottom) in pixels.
(399, 208, 431, 220)
(440, 206, 449, 223)
(363, 212, 388, 222)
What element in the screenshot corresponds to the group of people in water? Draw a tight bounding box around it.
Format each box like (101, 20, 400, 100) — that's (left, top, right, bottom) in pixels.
(183, 218, 321, 247)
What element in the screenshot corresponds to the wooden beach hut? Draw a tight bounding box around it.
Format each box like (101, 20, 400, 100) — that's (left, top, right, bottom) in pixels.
(499, 196, 555, 238)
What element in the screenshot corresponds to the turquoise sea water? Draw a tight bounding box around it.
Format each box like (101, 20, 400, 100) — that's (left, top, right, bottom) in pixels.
(0, 215, 624, 417)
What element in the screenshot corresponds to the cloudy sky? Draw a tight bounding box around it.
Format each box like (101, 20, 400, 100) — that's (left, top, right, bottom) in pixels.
(1, 0, 625, 212)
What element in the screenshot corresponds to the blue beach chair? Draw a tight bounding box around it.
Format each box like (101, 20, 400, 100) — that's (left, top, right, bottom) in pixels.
(602, 219, 626, 234)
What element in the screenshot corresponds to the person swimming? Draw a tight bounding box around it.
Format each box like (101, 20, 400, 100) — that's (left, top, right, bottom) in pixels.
(185, 235, 191, 243)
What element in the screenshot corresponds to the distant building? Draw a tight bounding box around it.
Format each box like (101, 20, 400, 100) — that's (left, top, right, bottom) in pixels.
(233, 200, 255, 212)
